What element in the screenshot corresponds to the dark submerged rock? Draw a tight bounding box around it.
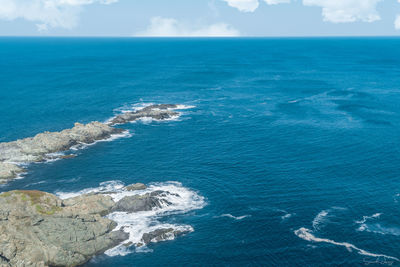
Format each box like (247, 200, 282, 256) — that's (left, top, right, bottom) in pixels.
(141, 228, 191, 245)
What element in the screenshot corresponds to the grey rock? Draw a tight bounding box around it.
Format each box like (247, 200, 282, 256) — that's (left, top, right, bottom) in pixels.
(62, 194, 115, 216)
(108, 104, 179, 125)
(141, 228, 191, 245)
(124, 183, 146, 191)
(0, 122, 122, 182)
(0, 104, 182, 184)
(0, 190, 128, 267)
(112, 190, 175, 213)
(0, 163, 25, 184)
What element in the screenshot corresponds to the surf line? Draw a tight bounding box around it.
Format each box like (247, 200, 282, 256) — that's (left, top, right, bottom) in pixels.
(294, 227, 399, 262)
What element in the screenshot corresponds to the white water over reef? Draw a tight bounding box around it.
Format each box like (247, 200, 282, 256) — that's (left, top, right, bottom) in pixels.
(56, 180, 206, 256)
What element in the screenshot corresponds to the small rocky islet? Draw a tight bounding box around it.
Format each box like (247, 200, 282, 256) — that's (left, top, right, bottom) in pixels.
(0, 183, 190, 267)
(0, 104, 195, 266)
(0, 104, 180, 184)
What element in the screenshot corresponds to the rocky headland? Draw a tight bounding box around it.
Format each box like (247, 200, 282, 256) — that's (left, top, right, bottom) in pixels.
(0, 104, 181, 184)
(0, 183, 192, 267)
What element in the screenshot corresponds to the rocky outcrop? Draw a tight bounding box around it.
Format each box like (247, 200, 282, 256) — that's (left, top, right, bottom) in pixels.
(0, 104, 183, 184)
(0, 190, 128, 267)
(124, 183, 147, 191)
(107, 104, 179, 125)
(0, 185, 193, 266)
(0, 122, 122, 184)
(139, 228, 192, 246)
(112, 190, 173, 213)
(0, 163, 25, 183)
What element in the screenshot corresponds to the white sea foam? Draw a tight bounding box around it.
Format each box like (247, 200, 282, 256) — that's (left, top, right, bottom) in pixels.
(294, 227, 399, 262)
(281, 213, 294, 221)
(312, 207, 347, 231)
(106, 103, 195, 125)
(394, 193, 400, 203)
(44, 152, 67, 163)
(218, 214, 251, 220)
(355, 214, 400, 236)
(355, 213, 382, 224)
(70, 130, 132, 151)
(56, 180, 125, 199)
(358, 224, 400, 237)
(56, 180, 206, 256)
(23, 180, 47, 188)
(312, 210, 329, 230)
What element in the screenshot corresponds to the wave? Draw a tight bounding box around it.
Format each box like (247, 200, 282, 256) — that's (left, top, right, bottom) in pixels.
(70, 130, 132, 151)
(56, 180, 206, 256)
(395, 193, 400, 203)
(23, 180, 47, 188)
(218, 214, 251, 220)
(105, 103, 196, 125)
(281, 213, 294, 221)
(358, 223, 400, 237)
(355, 214, 400, 236)
(294, 227, 399, 262)
(355, 213, 382, 224)
(41, 130, 132, 164)
(1, 103, 189, 184)
(312, 210, 329, 230)
(312, 207, 347, 231)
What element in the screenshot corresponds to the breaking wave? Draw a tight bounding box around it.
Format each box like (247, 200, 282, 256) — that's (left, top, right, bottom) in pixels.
(218, 214, 251, 220)
(106, 103, 196, 125)
(294, 227, 399, 262)
(312, 207, 347, 231)
(355, 213, 400, 236)
(56, 180, 206, 256)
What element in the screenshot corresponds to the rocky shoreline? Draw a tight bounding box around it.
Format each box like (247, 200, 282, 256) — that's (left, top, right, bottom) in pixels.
(0, 183, 193, 267)
(0, 104, 180, 184)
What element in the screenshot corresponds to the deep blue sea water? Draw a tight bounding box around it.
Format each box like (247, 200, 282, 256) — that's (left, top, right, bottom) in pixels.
(1, 37, 400, 266)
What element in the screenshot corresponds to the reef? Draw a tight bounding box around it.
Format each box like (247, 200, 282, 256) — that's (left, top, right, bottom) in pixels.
(0, 183, 192, 267)
(0, 104, 181, 184)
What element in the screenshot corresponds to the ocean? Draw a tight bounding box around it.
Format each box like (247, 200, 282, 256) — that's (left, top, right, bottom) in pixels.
(1, 37, 400, 266)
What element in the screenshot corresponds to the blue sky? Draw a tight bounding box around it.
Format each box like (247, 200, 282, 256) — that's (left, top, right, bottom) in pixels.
(0, 0, 400, 36)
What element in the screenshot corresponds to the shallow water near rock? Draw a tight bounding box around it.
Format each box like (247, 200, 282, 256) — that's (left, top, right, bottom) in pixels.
(1, 37, 400, 266)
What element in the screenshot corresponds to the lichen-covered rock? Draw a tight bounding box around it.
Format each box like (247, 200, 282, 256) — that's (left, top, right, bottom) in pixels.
(62, 194, 116, 216)
(0, 190, 128, 267)
(125, 183, 147, 191)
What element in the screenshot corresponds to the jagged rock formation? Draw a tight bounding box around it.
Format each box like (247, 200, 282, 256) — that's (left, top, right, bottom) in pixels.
(139, 228, 191, 246)
(0, 190, 128, 267)
(0, 186, 189, 267)
(0, 104, 181, 184)
(107, 104, 179, 125)
(111, 190, 174, 213)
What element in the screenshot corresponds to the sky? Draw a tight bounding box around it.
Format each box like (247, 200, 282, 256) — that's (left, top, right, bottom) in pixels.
(0, 0, 400, 37)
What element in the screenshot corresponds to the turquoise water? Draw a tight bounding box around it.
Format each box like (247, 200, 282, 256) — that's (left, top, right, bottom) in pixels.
(1, 37, 400, 266)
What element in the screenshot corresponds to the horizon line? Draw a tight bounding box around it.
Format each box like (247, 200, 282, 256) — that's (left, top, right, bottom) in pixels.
(0, 35, 400, 38)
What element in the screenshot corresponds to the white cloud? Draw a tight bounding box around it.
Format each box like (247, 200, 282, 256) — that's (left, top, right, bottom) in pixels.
(0, 0, 118, 31)
(303, 0, 383, 23)
(135, 17, 240, 37)
(264, 0, 290, 4)
(395, 15, 400, 30)
(222, 0, 259, 12)
(222, 0, 290, 12)
(396, 0, 400, 30)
